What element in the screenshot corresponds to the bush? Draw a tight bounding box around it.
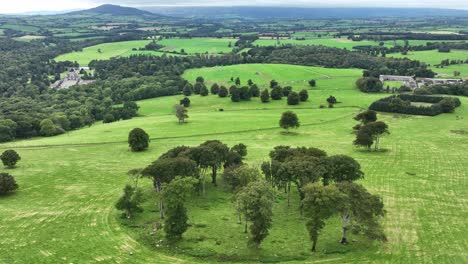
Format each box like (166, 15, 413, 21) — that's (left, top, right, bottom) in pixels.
(271, 87, 283, 100)
(1, 150, 21, 168)
(287, 91, 300, 105)
(356, 77, 383, 93)
(0, 173, 18, 195)
(180, 97, 191, 107)
(283, 86, 293, 96)
(309, 79, 316, 87)
(261, 89, 270, 103)
(218, 86, 229, 97)
(103, 114, 116, 124)
(128, 128, 150, 152)
(299, 89, 309, 101)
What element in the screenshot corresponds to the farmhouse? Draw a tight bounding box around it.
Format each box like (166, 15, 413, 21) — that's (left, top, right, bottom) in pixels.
(51, 70, 95, 89)
(379, 75, 418, 88)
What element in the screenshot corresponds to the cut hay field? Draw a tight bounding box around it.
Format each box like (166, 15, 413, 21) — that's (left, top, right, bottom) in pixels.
(158, 37, 236, 54)
(0, 64, 467, 263)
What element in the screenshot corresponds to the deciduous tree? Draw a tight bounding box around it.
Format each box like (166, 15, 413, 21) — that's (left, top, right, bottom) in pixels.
(279, 111, 300, 132)
(128, 128, 150, 152)
(0, 150, 21, 168)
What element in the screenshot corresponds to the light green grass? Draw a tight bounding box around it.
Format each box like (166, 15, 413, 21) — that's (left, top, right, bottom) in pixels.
(253, 38, 392, 49)
(183, 64, 363, 88)
(55, 40, 152, 66)
(158, 38, 236, 54)
(391, 49, 468, 66)
(0, 63, 467, 263)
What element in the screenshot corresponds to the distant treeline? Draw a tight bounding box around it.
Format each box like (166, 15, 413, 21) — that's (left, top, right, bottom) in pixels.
(416, 83, 468, 97)
(345, 32, 468, 41)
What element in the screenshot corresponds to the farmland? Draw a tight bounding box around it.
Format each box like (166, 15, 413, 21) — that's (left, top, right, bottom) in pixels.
(158, 38, 236, 54)
(1, 62, 467, 263)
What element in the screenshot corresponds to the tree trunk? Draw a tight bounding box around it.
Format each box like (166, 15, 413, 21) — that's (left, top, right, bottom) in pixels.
(311, 239, 317, 252)
(211, 166, 217, 186)
(287, 183, 291, 207)
(237, 201, 242, 224)
(155, 181, 164, 219)
(341, 213, 350, 244)
(375, 136, 380, 151)
(244, 216, 248, 233)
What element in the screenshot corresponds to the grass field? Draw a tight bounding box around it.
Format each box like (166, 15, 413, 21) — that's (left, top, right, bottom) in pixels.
(183, 64, 363, 88)
(253, 38, 390, 49)
(390, 49, 468, 78)
(0, 64, 467, 263)
(55, 40, 153, 66)
(158, 38, 236, 54)
(391, 49, 468, 66)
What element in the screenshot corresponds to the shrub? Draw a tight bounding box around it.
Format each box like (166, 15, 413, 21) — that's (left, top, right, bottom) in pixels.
(180, 97, 191, 107)
(356, 77, 383, 93)
(128, 128, 150, 152)
(218, 86, 229, 97)
(261, 89, 270, 103)
(1, 150, 21, 168)
(271, 87, 283, 100)
(287, 91, 300, 105)
(299, 89, 309, 101)
(103, 114, 116, 124)
(0, 173, 18, 195)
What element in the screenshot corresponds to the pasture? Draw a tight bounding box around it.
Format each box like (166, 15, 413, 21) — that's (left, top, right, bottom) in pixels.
(0, 63, 467, 263)
(253, 38, 392, 49)
(158, 38, 236, 54)
(55, 40, 153, 66)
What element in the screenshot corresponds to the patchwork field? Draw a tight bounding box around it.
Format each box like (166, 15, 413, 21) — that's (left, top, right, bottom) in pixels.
(0, 63, 467, 263)
(253, 38, 389, 49)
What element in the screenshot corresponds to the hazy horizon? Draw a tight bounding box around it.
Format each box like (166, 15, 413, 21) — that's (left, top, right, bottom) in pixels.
(1, 0, 468, 14)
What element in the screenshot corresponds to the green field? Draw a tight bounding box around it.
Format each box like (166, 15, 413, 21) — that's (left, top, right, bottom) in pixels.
(158, 38, 236, 54)
(55, 40, 153, 66)
(1, 63, 467, 263)
(391, 49, 468, 66)
(183, 64, 363, 88)
(390, 49, 468, 78)
(253, 38, 392, 49)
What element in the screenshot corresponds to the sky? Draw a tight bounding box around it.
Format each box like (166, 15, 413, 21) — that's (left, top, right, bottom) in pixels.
(1, 0, 467, 14)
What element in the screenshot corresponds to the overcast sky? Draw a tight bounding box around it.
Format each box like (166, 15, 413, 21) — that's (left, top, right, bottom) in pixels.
(2, 0, 467, 14)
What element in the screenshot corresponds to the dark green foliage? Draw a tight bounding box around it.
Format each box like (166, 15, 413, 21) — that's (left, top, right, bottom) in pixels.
(0, 125, 15, 143)
(180, 97, 191, 107)
(369, 94, 461, 116)
(324, 155, 364, 184)
(354, 121, 389, 151)
(218, 86, 229, 97)
(0, 172, 18, 195)
(1, 150, 21, 168)
(224, 151, 244, 169)
(196, 76, 204, 83)
(308, 79, 316, 87)
(231, 143, 248, 157)
(115, 184, 144, 218)
(327, 96, 337, 107)
(103, 114, 116, 124)
(231, 88, 241, 102)
(183, 83, 193, 96)
(439, 98, 456, 113)
(271, 86, 283, 100)
(229, 85, 237, 95)
(194, 82, 203, 94)
(235, 77, 241, 86)
(128, 128, 150, 152)
(236, 180, 275, 248)
(356, 77, 383, 93)
(210, 83, 220, 94)
(163, 177, 198, 240)
(422, 83, 468, 96)
(270, 80, 278, 88)
(299, 89, 309, 101)
(287, 91, 300, 105)
(40, 119, 64, 136)
(222, 165, 259, 192)
(279, 111, 300, 131)
(260, 89, 270, 103)
(239, 86, 252, 100)
(354, 110, 377, 125)
(249, 84, 260, 97)
(282, 86, 293, 97)
(200, 85, 209, 96)
(302, 183, 345, 251)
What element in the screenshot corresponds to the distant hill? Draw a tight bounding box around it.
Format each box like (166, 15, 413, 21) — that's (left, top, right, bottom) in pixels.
(146, 6, 468, 19)
(68, 4, 157, 17)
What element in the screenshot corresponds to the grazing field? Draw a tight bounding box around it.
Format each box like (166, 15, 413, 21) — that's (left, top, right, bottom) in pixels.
(391, 49, 468, 66)
(253, 38, 392, 49)
(158, 38, 236, 54)
(183, 63, 363, 88)
(55, 40, 153, 66)
(390, 49, 468, 78)
(1, 63, 467, 263)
